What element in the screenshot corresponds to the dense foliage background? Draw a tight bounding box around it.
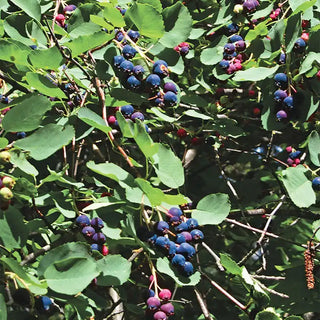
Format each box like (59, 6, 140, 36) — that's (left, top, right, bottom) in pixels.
(0, 0, 320, 319)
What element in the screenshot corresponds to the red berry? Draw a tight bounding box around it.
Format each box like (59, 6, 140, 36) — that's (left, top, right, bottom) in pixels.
(316, 70, 320, 81)
(159, 289, 171, 301)
(286, 146, 293, 153)
(102, 245, 109, 256)
(302, 20, 310, 29)
(248, 90, 256, 97)
(108, 115, 116, 125)
(253, 107, 261, 116)
(294, 158, 301, 165)
(177, 128, 187, 138)
(55, 14, 65, 26)
(301, 32, 309, 42)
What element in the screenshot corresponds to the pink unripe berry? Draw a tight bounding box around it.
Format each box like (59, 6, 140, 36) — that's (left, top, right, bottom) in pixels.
(159, 289, 171, 301)
(102, 245, 109, 256)
(147, 297, 161, 310)
(55, 14, 65, 26)
(287, 158, 294, 166)
(153, 311, 167, 320)
(286, 146, 293, 153)
(301, 32, 309, 42)
(294, 158, 301, 165)
(108, 115, 116, 125)
(317, 70, 320, 81)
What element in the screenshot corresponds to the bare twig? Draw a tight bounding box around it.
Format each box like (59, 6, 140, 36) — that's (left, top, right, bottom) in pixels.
(20, 244, 51, 266)
(194, 288, 214, 320)
(201, 242, 225, 271)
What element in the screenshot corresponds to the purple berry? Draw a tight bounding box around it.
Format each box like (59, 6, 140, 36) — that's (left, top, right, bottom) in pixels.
(175, 222, 189, 232)
(276, 110, 287, 120)
(180, 46, 189, 55)
(243, 0, 260, 12)
(147, 297, 161, 310)
(41, 296, 52, 311)
(82, 226, 96, 238)
(155, 236, 170, 248)
(226, 23, 239, 34)
(235, 40, 246, 52)
(176, 233, 186, 244)
(91, 217, 104, 229)
(92, 232, 106, 244)
(148, 289, 155, 297)
(76, 215, 90, 227)
(167, 241, 177, 256)
(153, 311, 167, 320)
(224, 43, 235, 54)
(163, 82, 178, 93)
(63, 4, 77, 13)
(180, 231, 192, 242)
(115, 31, 125, 42)
(131, 111, 144, 122)
(159, 289, 171, 301)
(294, 38, 306, 53)
(91, 243, 100, 251)
(274, 90, 288, 102)
(160, 303, 174, 316)
(279, 53, 286, 64)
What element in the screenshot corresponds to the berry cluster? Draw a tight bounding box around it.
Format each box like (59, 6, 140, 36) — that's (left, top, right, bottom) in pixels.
(285, 146, 302, 167)
(0, 173, 15, 210)
(269, 7, 281, 20)
(219, 34, 247, 75)
(147, 207, 204, 277)
(146, 279, 174, 320)
(173, 42, 190, 56)
(55, 4, 77, 29)
(233, 0, 260, 14)
(75, 215, 109, 256)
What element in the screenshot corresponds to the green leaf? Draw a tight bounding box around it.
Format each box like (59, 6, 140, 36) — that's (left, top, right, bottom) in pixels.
(96, 255, 131, 286)
(299, 52, 320, 75)
(25, 72, 66, 98)
(28, 46, 64, 70)
(0, 207, 28, 250)
(285, 317, 304, 320)
(0, 39, 31, 66)
(2, 94, 51, 132)
(65, 32, 113, 57)
(103, 4, 126, 27)
(220, 254, 242, 275)
(153, 144, 184, 188)
(246, 20, 269, 41)
(160, 2, 192, 47)
(10, 150, 38, 176)
(1, 256, 47, 295)
(15, 124, 75, 161)
(137, 0, 162, 12)
(116, 111, 135, 138)
(285, 13, 301, 52)
(233, 66, 279, 82)
(184, 109, 212, 120)
(156, 257, 201, 286)
(10, 0, 41, 21)
(0, 294, 6, 320)
(200, 36, 227, 66)
(192, 193, 231, 225)
(77, 108, 112, 135)
(125, 3, 164, 39)
(150, 107, 176, 123)
(0, 138, 8, 149)
(308, 131, 320, 166)
(289, 0, 315, 11)
(279, 166, 316, 208)
(255, 311, 281, 320)
(135, 178, 165, 206)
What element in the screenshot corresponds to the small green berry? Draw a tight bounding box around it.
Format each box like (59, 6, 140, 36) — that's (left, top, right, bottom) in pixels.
(0, 187, 13, 200)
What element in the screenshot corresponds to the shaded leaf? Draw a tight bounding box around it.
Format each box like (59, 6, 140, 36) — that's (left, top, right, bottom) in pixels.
(233, 66, 279, 82)
(78, 108, 112, 135)
(308, 130, 320, 166)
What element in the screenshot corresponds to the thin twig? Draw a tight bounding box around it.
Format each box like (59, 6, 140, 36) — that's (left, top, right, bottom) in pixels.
(20, 244, 51, 266)
(201, 242, 225, 271)
(194, 288, 214, 320)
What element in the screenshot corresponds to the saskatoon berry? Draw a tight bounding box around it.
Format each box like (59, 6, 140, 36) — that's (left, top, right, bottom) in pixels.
(312, 177, 320, 191)
(180, 231, 192, 242)
(180, 45, 189, 55)
(167, 241, 177, 256)
(127, 30, 140, 42)
(156, 221, 170, 234)
(82, 226, 96, 238)
(92, 232, 106, 244)
(186, 218, 199, 229)
(294, 38, 306, 53)
(190, 229, 204, 241)
(176, 243, 196, 259)
(153, 311, 167, 320)
(176, 233, 187, 244)
(148, 289, 155, 297)
(131, 111, 145, 122)
(224, 43, 235, 54)
(276, 110, 287, 120)
(147, 297, 161, 310)
(279, 53, 286, 64)
(171, 254, 186, 267)
(274, 73, 288, 88)
(16, 132, 26, 139)
(153, 60, 169, 77)
(168, 207, 183, 217)
(283, 96, 294, 108)
(182, 261, 194, 276)
(113, 55, 125, 68)
(219, 60, 230, 69)
(76, 215, 90, 227)
(159, 289, 172, 301)
(229, 35, 243, 42)
(160, 303, 175, 316)
(226, 23, 239, 34)
(177, 128, 187, 138)
(55, 14, 65, 26)
(274, 90, 287, 102)
(126, 75, 141, 90)
(91, 243, 100, 251)
(132, 65, 145, 78)
(119, 60, 134, 73)
(122, 45, 137, 59)
(41, 296, 53, 311)
(289, 151, 302, 159)
(63, 4, 77, 13)
(2, 176, 15, 188)
(243, 0, 259, 12)
(121, 104, 134, 116)
(163, 91, 178, 107)
(101, 244, 109, 256)
(175, 222, 189, 232)
(108, 115, 116, 125)
(115, 31, 125, 42)
(146, 74, 161, 90)
(91, 217, 104, 229)
(163, 82, 178, 93)
(235, 40, 246, 52)
(155, 236, 170, 247)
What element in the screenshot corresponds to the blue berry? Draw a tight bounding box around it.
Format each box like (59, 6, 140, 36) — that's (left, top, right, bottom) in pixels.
(122, 45, 137, 59)
(168, 207, 183, 217)
(219, 60, 230, 69)
(175, 222, 189, 232)
(163, 92, 178, 107)
(115, 31, 125, 42)
(82, 226, 96, 238)
(229, 35, 243, 42)
(76, 215, 90, 227)
(155, 236, 169, 247)
(274, 73, 288, 88)
(133, 65, 145, 79)
(167, 241, 177, 257)
(171, 253, 186, 267)
(91, 217, 104, 229)
(127, 30, 140, 42)
(156, 221, 170, 234)
(186, 218, 198, 229)
(289, 151, 302, 159)
(224, 43, 235, 54)
(312, 177, 320, 191)
(113, 55, 125, 68)
(131, 111, 144, 122)
(148, 289, 155, 297)
(190, 229, 204, 241)
(126, 75, 141, 90)
(153, 60, 169, 77)
(283, 96, 294, 108)
(119, 59, 134, 73)
(16, 132, 26, 139)
(30, 45, 37, 50)
(146, 74, 161, 90)
(180, 46, 189, 55)
(163, 82, 178, 94)
(274, 90, 287, 102)
(92, 232, 106, 244)
(226, 23, 239, 34)
(121, 104, 134, 116)
(182, 261, 194, 276)
(64, 4, 77, 13)
(276, 110, 287, 120)
(176, 233, 186, 244)
(294, 38, 306, 52)
(279, 53, 286, 64)
(176, 243, 196, 259)
(91, 243, 100, 251)
(41, 296, 52, 311)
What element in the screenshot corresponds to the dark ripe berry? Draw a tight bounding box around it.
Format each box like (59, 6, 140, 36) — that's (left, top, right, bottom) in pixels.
(16, 132, 26, 139)
(12, 288, 32, 307)
(235, 40, 246, 52)
(153, 60, 169, 78)
(156, 221, 170, 234)
(294, 38, 306, 53)
(182, 261, 194, 276)
(102, 244, 109, 256)
(122, 45, 137, 59)
(64, 4, 77, 13)
(153, 311, 167, 320)
(163, 91, 178, 107)
(148, 234, 158, 244)
(169, 215, 181, 226)
(91, 243, 100, 251)
(224, 43, 235, 54)
(92, 232, 106, 244)
(279, 53, 286, 64)
(41, 296, 52, 311)
(283, 96, 294, 108)
(226, 23, 239, 34)
(171, 253, 186, 267)
(312, 177, 320, 191)
(274, 89, 288, 102)
(147, 297, 161, 310)
(176, 233, 186, 244)
(164, 82, 178, 93)
(91, 217, 104, 229)
(160, 303, 174, 316)
(175, 222, 189, 232)
(121, 104, 134, 116)
(82, 226, 96, 238)
(119, 59, 134, 73)
(180, 46, 189, 55)
(167, 241, 177, 257)
(186, 218, 198, 229)
(113, 55, 125, 68)
(274, 73, 288, 88)
(176, 242, 196, 259)
(76, 215, 90, 227)
(126, 75, 141, 90)
(230, 35, 243, 42)
(115, 31, 125, 42)
(146, 74, 161, 90)
(289, 151, 302, 159)
(243, 0, 259, 12)
(190, 229, 204, 241)
(131, 111, 145, 122)
(133, 65, 145, 78)
(159, 289, 172, 301)
(219, 60, 230, 69)
(127, 30, 140, 42)
(276, 110, 287, 120)
(148, 289, 155, 297)
(168, 207, 183, 217)
(155, 236, 170, 248)
(180, 231, 192, 242)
